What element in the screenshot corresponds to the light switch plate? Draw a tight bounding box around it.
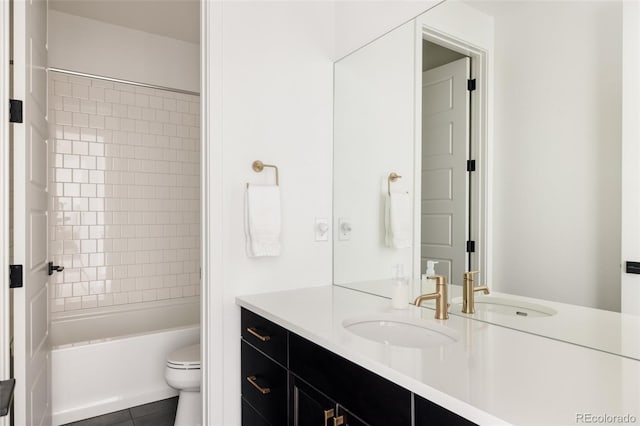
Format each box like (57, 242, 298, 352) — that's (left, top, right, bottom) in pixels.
(338, 218, 352, 241)
(315, 218, 329, 241)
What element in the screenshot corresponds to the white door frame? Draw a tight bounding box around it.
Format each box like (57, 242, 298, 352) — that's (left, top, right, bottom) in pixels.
(414, 25, 490, 286)
(621, 1, 640, 315)
(0, 0, 11, 422)
(200, 1, 222, 425)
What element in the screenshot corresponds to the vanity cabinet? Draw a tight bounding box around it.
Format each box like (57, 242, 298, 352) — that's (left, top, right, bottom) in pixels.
(240, 307, 475, 426)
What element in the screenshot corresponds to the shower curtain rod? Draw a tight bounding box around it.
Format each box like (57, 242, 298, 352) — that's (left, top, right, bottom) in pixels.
(48, 67, 200, 97)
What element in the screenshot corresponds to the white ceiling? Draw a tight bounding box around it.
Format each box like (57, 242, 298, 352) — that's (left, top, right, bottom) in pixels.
(50, 0, 200, 44)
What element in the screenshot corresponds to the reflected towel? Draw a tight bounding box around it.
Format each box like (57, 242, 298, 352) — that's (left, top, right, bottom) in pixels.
(385, 191, 412, 248)
(245, 185, 281, 257)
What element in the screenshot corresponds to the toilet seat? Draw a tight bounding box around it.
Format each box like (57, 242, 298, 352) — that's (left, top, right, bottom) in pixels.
(167, 343, 201, 370)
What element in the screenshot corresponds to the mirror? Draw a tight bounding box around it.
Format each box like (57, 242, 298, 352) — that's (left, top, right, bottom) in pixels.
(333, 0, 640, 359)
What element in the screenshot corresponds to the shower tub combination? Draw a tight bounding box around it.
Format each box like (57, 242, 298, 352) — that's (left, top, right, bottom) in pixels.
(49, 298, 200, 426)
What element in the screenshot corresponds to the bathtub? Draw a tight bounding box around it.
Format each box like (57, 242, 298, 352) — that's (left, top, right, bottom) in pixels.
(50, 298, 200, 426)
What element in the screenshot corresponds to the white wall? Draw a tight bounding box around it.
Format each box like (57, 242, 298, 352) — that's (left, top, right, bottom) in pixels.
(204, 2, 335, 424)
(333, 21, 416, 284)
(334, 0, 442, 60)
(490, 1, 622, 311)
(48, 11, 199, 93)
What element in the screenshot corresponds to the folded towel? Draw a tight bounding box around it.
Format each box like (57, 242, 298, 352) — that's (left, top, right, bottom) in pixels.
(245, 184, 281, 257)
(385, 191, 412, 248)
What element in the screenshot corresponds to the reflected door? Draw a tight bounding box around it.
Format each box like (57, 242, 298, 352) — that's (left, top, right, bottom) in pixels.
(421, 57, 470, 284)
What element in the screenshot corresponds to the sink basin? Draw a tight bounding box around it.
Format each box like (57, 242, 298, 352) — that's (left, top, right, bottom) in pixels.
(451, 296, 557, 318)
(342, 314, 459, 348)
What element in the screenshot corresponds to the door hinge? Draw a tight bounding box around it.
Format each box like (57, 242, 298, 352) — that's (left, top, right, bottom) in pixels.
(467, 159, 476, 172)
(467, 79, 476, 92)
(9, 100, 23, 123)
(466, 241, 476, 253)
(0, 378, 16, 417)
(626, 261, 640, 275)
(9, 265, 23, 288)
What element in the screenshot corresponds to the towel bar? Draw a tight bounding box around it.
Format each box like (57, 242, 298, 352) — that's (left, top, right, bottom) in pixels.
(388, 172, 401, 195)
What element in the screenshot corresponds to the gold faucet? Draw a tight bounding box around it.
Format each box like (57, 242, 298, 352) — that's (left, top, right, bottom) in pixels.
(414, 275, 449, 320)
(462, 271, 490, 314)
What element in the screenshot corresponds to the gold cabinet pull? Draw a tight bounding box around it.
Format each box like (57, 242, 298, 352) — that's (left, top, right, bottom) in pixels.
(246, 375, 271, 395)
(333, 416, 344, 426)
(246, 327, 271, 342)
(324, 409, 335, 426)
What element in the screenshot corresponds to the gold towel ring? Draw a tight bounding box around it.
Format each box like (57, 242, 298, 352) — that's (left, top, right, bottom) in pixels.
(247, 160, 279, 188)
(388, 172, 401, 195)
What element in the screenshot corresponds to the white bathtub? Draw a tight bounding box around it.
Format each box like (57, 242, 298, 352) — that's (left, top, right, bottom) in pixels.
(50, 298, 200, 426)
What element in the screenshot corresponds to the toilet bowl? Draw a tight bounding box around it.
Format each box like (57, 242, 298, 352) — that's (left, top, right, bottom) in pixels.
(165, 343, 201, 426)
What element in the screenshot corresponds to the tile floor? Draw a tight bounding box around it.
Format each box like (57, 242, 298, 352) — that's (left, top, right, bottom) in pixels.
(64, 396, 178, 426)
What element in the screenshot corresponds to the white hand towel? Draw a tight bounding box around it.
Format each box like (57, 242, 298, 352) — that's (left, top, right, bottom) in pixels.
(385, 191, 412, 249)
(245, 185, 281, 257)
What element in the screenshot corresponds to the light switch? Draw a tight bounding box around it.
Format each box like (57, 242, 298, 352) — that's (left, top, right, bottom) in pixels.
(338, 218, 352, 241)
(315, 218, 329, 242)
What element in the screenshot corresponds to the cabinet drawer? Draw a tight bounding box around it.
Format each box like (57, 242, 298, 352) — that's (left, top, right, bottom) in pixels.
(414, 394, 477, 426)
(290, 334, 411, 426)
(241, 308, 288, 366)
(241, 341, 288, 425)
(242, 398, 270, 426)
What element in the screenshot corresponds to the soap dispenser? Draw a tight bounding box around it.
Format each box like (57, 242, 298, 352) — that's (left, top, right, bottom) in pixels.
(422, 260, 439, 294)
(391, 264, 409, 309)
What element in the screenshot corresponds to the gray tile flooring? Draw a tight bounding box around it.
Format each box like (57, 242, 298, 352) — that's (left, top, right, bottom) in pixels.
(64, 397, 178, 426)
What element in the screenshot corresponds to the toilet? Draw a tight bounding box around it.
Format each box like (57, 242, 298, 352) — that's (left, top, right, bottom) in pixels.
(165, 343, 201, 426)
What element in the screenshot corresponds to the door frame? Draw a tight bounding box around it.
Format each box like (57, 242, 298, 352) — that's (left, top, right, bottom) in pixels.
(414, 24, 490, 286)
(0, 0, 11, 422)
(621, 1, 640, 315)
(199, 1, 221, 425)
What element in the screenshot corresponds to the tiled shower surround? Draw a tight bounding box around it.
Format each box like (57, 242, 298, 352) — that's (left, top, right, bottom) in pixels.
(48, 72, 200, 314)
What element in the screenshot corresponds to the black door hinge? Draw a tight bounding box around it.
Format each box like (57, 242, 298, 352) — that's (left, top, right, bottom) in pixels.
(9, 100, 23, 123)
(467, 79, 476, 92)
(466, 241, 476, 253)
(9, 265, 23, 288)
(467, 160, 476, 172)
(0, 378, 16, 417)
(626, 261, 640, 275)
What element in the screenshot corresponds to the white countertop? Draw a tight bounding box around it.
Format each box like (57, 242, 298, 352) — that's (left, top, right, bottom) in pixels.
(338, 279, 640, 361)
(237, 285, 640, 425)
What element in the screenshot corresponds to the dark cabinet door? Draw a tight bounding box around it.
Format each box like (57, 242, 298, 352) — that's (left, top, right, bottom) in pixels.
(291, 374, 336, 426)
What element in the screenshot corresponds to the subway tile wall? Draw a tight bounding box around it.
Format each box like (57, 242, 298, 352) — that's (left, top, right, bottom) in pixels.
(48, 72, 200, 314)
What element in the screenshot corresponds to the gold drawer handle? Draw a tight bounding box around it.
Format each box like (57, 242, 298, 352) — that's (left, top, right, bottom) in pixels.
(324, 409, 335, 426)
(334, 415, 344, 426)
(246, 327, 271, 342)
(246, 375, 271, 395)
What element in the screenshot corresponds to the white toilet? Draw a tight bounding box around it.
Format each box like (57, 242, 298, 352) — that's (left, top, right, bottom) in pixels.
(165, 343, 201, 426)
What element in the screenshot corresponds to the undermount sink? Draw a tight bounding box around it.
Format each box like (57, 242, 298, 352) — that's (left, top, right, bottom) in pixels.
(451, 296, 557, 318)
(342, 314, 459, 348)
